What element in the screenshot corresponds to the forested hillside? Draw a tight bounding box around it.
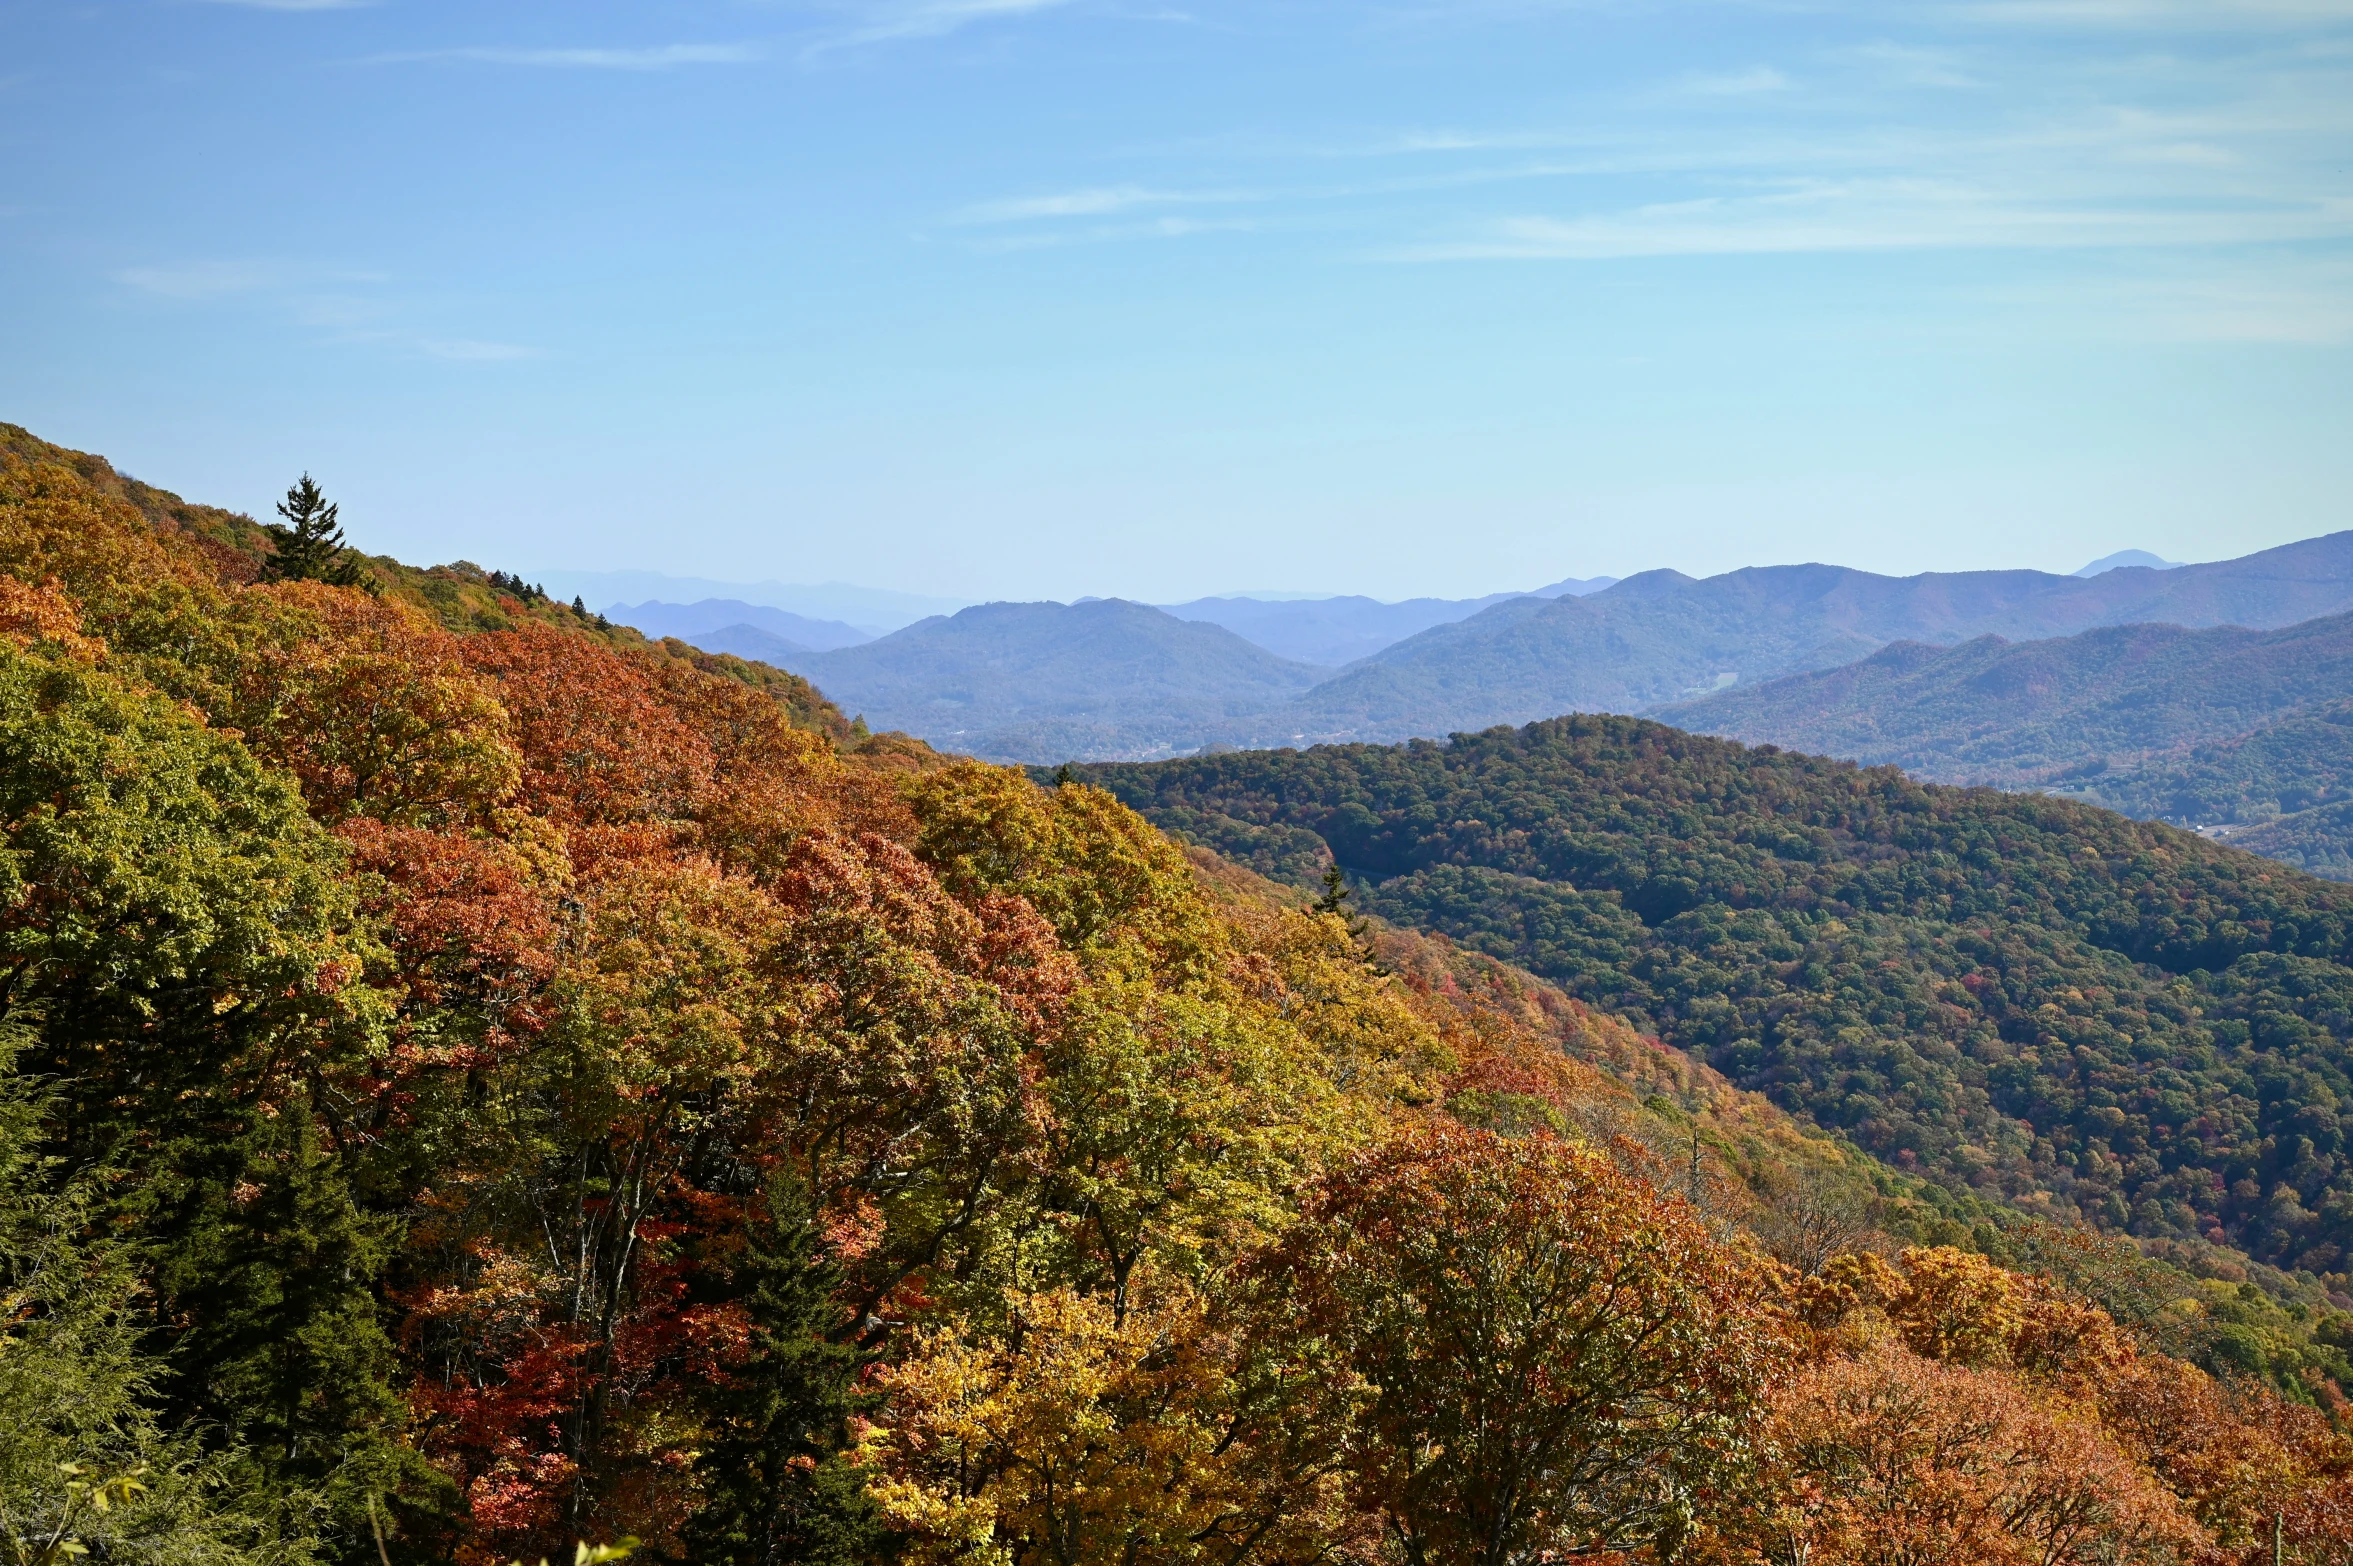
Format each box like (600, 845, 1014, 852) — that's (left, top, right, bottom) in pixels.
(1078, 717, 2353, 1284)
(9, 423, 2353, 1566)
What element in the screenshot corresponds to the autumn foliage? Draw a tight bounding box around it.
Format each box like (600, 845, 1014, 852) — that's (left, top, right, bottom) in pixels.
(0, 429, 2348, 1566)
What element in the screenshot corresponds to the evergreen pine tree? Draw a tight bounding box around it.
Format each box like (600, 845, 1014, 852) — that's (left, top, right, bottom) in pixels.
(684, 1174, 885, 1566)
(147, 1101, 443, 1561)
(1312, 863, 1385, 970)
(262, 476, 365, 588)
(0, 1024, 312, 1566)
(1311, 863, 1350, 918)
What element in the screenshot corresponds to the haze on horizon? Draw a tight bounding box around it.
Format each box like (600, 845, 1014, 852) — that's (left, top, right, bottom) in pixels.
(2, 0, 2348, 603)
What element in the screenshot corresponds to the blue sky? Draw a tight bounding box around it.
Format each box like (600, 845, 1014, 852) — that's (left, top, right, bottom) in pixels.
(3, 0, 2348, 602)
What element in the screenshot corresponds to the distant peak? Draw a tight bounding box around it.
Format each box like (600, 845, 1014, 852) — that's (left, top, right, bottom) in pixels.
(1534, 574, 1621, 597)
(2073, 549, 2185, 578)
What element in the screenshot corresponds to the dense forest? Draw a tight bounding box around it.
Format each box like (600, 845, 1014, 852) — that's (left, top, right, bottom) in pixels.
(7, 424, 2353, 1565)
(1078, 718, 2353, 1282)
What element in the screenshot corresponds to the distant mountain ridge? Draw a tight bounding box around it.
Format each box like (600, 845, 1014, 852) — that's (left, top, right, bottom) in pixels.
(1159, 575, 1618, 667)
(1664, 610, 2353, 879)
(549, 570, 964, 631)
(1214, 532, 2353, 749)
(607, 597, 877, 651)
(783, 599, 1328, 763)
(2076, 548, 2184, 577)
(600, 535, 2353, 785)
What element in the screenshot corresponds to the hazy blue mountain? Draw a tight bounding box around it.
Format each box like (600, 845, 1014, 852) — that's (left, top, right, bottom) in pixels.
(793, 599, 1328, 764)
(1659, 611, 2353, 878)
(608, 598, 876, 650)
(1218, 531, 2353, 749)
(1161, 592, 1525, 667)
(688, 623, 818, 665)
(1160, 575, 1619, 666)
(1662, 612, 2353, 788)
(539, 569, 965, 630)
(1531, 574, 1621, 597)
(2075, 549, 2185, 577)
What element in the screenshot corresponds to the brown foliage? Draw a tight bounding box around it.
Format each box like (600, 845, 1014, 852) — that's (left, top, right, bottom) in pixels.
(1723, 1342, 2201, 1566)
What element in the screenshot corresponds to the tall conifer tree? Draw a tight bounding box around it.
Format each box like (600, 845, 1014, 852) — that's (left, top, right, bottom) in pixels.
(262, 475, 366, 587)
(684, 1174, 884, 1566)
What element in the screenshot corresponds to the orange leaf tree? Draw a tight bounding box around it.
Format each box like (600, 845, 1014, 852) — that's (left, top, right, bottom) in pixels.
(1247, 1124, 1792, 1566)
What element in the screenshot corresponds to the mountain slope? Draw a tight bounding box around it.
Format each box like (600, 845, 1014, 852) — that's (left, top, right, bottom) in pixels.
(1662, 612, 2353, 879)
(1663, 612, 2353, 786)
(1074, 715, 2353, 1284)
(1228, 535, 2353, 747)
(794, 598, 1329, 763)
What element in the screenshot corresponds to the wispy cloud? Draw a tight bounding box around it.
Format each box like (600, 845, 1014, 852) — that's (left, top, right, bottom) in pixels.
(1399, 182, 2353, 261)
(966, 214, 1253, 250)
(1943, 0, 2353, 25)
(110, 260, 537, 362)
(379, 43, 765, 69)
(957, 184, 1227, 222)
(114, 260, 300, 298)
(1835, 41, 1983, 90)
(799, 0, 1087, 53)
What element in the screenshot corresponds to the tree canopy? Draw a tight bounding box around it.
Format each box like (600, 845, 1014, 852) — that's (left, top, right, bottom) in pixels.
(5, 425, 2351, 1566)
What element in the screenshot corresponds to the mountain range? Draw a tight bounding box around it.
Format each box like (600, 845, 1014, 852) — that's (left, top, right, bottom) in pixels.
(1156, 574, 1619, 666)
(17, 420, 2353, 1561)
(625, 533, 2353, 786)
(607, 574, 1623, 674)
(1664, 610, 2353, 878)
(1217, 532, 2353, 748)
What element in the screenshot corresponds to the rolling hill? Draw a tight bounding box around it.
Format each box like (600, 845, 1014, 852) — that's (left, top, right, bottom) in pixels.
(788, 598, 1330, 762)
(1216, 534, 2353, 749)
(1073, 715, 2353, 1284)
